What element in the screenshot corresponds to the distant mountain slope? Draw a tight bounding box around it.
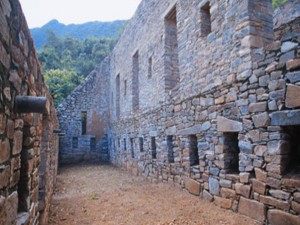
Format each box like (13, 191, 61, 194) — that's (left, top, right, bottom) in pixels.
(30, 19, 127, 50)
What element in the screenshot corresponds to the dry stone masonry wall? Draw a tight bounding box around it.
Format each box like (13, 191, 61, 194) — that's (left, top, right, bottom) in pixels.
(58, 0, 300, 224)
(0, 0, 59, 224)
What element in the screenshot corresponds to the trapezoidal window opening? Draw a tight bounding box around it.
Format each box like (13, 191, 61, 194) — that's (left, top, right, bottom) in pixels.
(281, 126, 300, 177)
(132, 51, 139, 111)
(200, 1, 212, 37)
(223, 132, 240, 174)
(130, 138, 135, 158)
(167, 135, 175, 163)
(139, 137, 144, 152)
(164, 5, 179, 91)
(91, 137, 96, 151)
(124, 80, 127, 96)
(81, 111, 87, 135)
(116, 74, 121, 118)
(124, 138, 127, 151)
(151, 137, 157, 159)
(189, 135, 199, 166)
(148, 56, 153, 78)
(72, 137, 78, 149)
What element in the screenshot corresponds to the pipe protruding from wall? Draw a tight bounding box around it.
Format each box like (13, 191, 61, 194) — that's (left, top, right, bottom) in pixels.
(15, 96, 47, 114)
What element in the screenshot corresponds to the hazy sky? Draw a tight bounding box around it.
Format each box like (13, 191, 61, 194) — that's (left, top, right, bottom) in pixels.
(19, 0, 142, 28)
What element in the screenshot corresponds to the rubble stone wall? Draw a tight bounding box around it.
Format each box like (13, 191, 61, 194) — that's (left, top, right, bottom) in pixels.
(0, 0, 59, 224)
(56, 0, 300, 223)
(106, 0, 300, 224)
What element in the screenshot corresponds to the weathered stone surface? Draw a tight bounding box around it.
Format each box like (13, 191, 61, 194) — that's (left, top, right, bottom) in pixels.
(0, 139, 10, 164)
(253, 112, 270, 128)
(12, 131, 23, 155)
(239, 173, 250, 183)
(0, 114, 5, 134)
(249, 102, 267, 113)
(286, 71, 300, 83)
(271, 110, 300, 126)
(269, 190, 291, 200)
(252, 179, 266, 195)
(217, 116, 243, 132)
(286, 84, 300, 108)
(254, 168, 267, 182)
(203, 190, 213, 202)
(235, 183, 251, 198)
(260, 195, 290, 211)
(287, 59, 300, 70)
(281, 41, 298, 53)
(209, 177, 220, 195)
(294, 192, 300, 203)
(221, 188, 236, 199)
(214, 196, 232, 209)
(254, 145, 267, 157)
(238, 197, 266, 222)
(185, 178, 201, 196)
(292, 201, 300, 214)
(5, 192, 18, 225)
(268, 209, 300, 225)
(0, 165, 10, 189)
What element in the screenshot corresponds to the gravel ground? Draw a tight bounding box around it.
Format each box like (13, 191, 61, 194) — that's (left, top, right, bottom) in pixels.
(48, 163, 261, 225)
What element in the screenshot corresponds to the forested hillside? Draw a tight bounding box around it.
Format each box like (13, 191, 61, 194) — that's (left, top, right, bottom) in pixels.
(31, 19, 126, 50)
(38, 31, 116, 106)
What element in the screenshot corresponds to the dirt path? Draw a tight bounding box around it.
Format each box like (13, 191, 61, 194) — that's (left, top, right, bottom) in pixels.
(48, 164, 260, 225)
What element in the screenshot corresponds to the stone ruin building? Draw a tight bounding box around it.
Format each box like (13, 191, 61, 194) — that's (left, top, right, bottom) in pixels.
(1, 0, 300, 224)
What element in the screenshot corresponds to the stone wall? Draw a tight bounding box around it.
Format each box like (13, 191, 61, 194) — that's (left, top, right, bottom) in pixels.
(57, 58, 110, 164)
(56, 0, 300, 223)
(0, 0, 59, 224)
(106, 0, 300, 224)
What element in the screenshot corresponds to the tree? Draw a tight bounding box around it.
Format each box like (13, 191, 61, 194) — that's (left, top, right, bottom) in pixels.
(272, 0, 287, 8)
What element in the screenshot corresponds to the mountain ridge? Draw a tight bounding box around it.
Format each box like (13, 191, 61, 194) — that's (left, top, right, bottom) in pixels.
(30, 19, 127, 50)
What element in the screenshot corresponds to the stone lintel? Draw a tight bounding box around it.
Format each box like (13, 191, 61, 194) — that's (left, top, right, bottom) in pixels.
(177, 124, 202, 136)
(217, 116, 243, 132)
(271, 110, 300, 126)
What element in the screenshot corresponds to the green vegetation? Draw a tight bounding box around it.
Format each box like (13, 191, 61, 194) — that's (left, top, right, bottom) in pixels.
(272, 0, 287, 8)
(39, 31, 116, 106)
(31, 19, 126, 50)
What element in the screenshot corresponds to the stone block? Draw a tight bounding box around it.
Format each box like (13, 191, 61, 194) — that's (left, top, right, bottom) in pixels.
(253, 112, 270, 128)
(0, 196, 5, 225)
(220, 179, 232, 188)
(286, 84, 300, 108)
(184, 178, 201, 196)
(209, 177, 220, 195)
(268, 209, 300, 225)
(238, 141, 253, 154)
(249, 102, 267, 113)
(217, 116, 243, 132)
(281, 41, 298, 53)
(5, 192, 18, 225)
(0, 139, 10, 164)
(252, 179, 266, 195)
(0, 114, 5, 134)
(294, 192, 300, 203)
(282, 179, 300, 188)
(12, 131, 23, 155)
(271, 110, 300, 126)
(214, 196, 232, 209)
(235, 183, 251, 198)
(260, 195, 289, 211)
(239, 173, 250, 183)
(292, 201, 300, 214)
(286, 71, 300, 83)
(254, 145, 267, 157)
(0, 165, 10, 189)
(287, 59, 300, 71)
(203, 190, 213, 202)
(269, 190, 291, 201)
(238, 197, 266, 222)
(254, 168, 267, 182)
(221, 188, 236, 199)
